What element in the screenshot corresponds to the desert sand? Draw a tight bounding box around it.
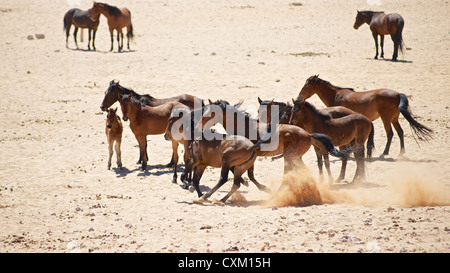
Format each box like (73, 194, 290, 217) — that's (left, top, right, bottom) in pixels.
(0, 0, 449, 253)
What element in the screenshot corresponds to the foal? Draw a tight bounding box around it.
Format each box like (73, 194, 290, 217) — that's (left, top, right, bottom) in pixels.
(105, 108, 123, 170)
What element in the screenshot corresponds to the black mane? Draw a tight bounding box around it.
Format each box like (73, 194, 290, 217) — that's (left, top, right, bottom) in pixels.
(99, 2, 122, 16)
(315, 77, 354, 91)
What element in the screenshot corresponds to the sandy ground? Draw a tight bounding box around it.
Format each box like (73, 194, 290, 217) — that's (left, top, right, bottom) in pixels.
(1, 0, 449, 253)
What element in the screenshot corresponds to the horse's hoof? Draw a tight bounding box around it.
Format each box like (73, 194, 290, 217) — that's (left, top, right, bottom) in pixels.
(172, 178, 177, 184)
(374, 56, 378, 59)
(188, 185, 195, 193)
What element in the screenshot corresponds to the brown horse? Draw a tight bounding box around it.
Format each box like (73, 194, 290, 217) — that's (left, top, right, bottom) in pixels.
(105, 107, 123, 170)
(63, 8, 100, 50)
(88, 2, 133, 52)
(258, 97, 364, 182)
(118, 93, 189, 172)
(298, 75, 433, 157)
(184, 134, 269, 203)
(289, 98, 375, 183)
(196, 101, 350, 174)
(101, 80, 204, 164)
(100, 80, 204, 111)
(353, 10, 405, 61)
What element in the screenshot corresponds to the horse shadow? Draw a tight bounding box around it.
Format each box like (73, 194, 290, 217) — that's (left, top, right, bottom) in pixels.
(112, 163, 174, 177)
(366, 57, 413, 63)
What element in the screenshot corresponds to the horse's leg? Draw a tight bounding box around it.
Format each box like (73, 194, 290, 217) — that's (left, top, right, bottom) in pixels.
(65, 24, 71, 48)
(392, 116, 405, 156)
(87, 28, 92, 51)
(192, 165, 206, 198)
(201, 165, 230, 201)
(314, 147, 324, 182)
(220, 176, 243, 203)
(247, 166, 270, 193)
(391, 34, 398, 61)
(109, 28, 114, 51)
(323, 153, 333, 184)
(136, 135, 147, 170)
(107, 138, 113, 170)
(120, 32, 124, 51)
(372, 32, 379, 59)
(92, 29, 97, 51)
(171, 140, 179, 183)
(115, 140, 122, 169)
(351, 146, 365, 183)
(380, 35, 385, 58)
(336, 146, 348, 182)
(381, 117, 394, 156)
(73, 27, 79, 49)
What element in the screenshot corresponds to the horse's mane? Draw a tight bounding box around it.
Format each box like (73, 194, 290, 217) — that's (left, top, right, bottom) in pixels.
(123, 93, 147, 107)
(359, 10, 385, 16)
(211, 100, 253, 119)
(98, 2, 122, 16)
(295, 99, 331, 120)
(316, 77, 354, 92)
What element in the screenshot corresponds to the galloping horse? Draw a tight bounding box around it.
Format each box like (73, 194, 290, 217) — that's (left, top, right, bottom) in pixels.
(63, 8, 100, 50)
(353, 10, 405, 61)
(88, 2, 133, 52)
(118, 93, 189, 171)
(289, 98, 375, 183)
(105, 107, 123, 170)
(100, 80, 204, 165)
(298, 75, 433, 157)
(196, 101, 350, 174)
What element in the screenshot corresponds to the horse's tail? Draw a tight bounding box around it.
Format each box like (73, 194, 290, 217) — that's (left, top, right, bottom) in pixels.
(395, 17, 405, 54)
(127, 23, 134, 41)
(366, 122, 375, 159)
(398, 93, 433, 142)
(309, 133, 350, 158)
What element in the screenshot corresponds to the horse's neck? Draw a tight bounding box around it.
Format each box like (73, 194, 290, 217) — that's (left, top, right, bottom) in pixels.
(316, 84, 340, 106)
(300, 103, 324, 131)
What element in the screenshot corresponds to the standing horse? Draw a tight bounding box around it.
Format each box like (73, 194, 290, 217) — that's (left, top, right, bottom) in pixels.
(100, 80, 204, 165)
(105, 107, 123, 170)
(298, 75, 433, 157)
(353, 10, 405, 61)
(63, 8, 100, 50)
(88, 2, 133, 52)
(289, 98, 375, 183)
(118, 93, 189, 171)
(196, 101, 350, 174)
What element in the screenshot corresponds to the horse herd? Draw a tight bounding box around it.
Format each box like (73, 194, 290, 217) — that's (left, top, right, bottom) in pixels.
(66, 2, 432, 202)
(100, 76, 432, 203)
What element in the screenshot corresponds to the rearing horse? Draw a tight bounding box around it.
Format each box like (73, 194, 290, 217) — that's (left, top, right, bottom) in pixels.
(353, 10, 405, 61)
(298, 75, 433, 157)
(88, 2, 134, 52)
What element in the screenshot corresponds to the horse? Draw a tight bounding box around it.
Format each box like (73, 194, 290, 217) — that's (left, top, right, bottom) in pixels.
(118, 93, 189, 171)
(88, 2, 134, 52)
(100, 80, 204, 111)
(298, 75, 433, 157)
(258, 97, 365, 182)
(196, 100, 350, 175)
(289, 98, 375, 183)
(100, 80, 204, 165)
(105, 107, 123, 170)
(353, 10, 405, 61)
(63, 8, 100, 50)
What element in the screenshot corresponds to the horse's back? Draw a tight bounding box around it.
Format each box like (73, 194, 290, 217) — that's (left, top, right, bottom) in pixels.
(72, 8, 99, 28)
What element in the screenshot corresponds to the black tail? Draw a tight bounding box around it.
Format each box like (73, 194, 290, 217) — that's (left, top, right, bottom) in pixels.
(127, 23, 134, 41)
(394, 18, 405, 55)
(309, 133, 350, 158)
(398, 93, 433, 141)
(366, 122, 375, 159)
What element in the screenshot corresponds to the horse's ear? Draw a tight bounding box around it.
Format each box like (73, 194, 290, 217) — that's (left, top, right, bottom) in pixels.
(292, 98, 295, 104)
(208, 99, 213, 105)
(258, 97, 262, 104)
(118, 93, 123, 100)
(113, 107, 118, 113)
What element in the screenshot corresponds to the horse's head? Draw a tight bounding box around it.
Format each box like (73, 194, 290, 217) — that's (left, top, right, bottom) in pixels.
(195, 103, 223, 132)
(88, 2, 103, 21)
(288, 98, 305, 125)
(257, 97, 275, 123)
(354, 10, 370, 29)
(165, 107, 191, 142)
(100, 80, 120, 111)
(298, 75, 320, 100)
(106, 107, 118, 128)
(118, 93, 132, 121)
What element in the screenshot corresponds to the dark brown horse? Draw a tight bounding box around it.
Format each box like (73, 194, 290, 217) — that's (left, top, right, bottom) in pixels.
(118, 93, 189, 171)
(353, 10, 405, 61)
(63, 8, 100, 50)
(105, 107, 123, 170)
(88, 2, 133, 52)
(298, 75, 433, 157)
(101, 80, 204, 165)
(196, 101, 350, 174)
(289, 98, 375, 183)
(100, 80, 204, 111)
(258, 97, 362, 182)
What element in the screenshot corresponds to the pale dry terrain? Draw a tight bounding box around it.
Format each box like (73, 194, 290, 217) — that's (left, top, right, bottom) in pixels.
(0, 0, 449, 253)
